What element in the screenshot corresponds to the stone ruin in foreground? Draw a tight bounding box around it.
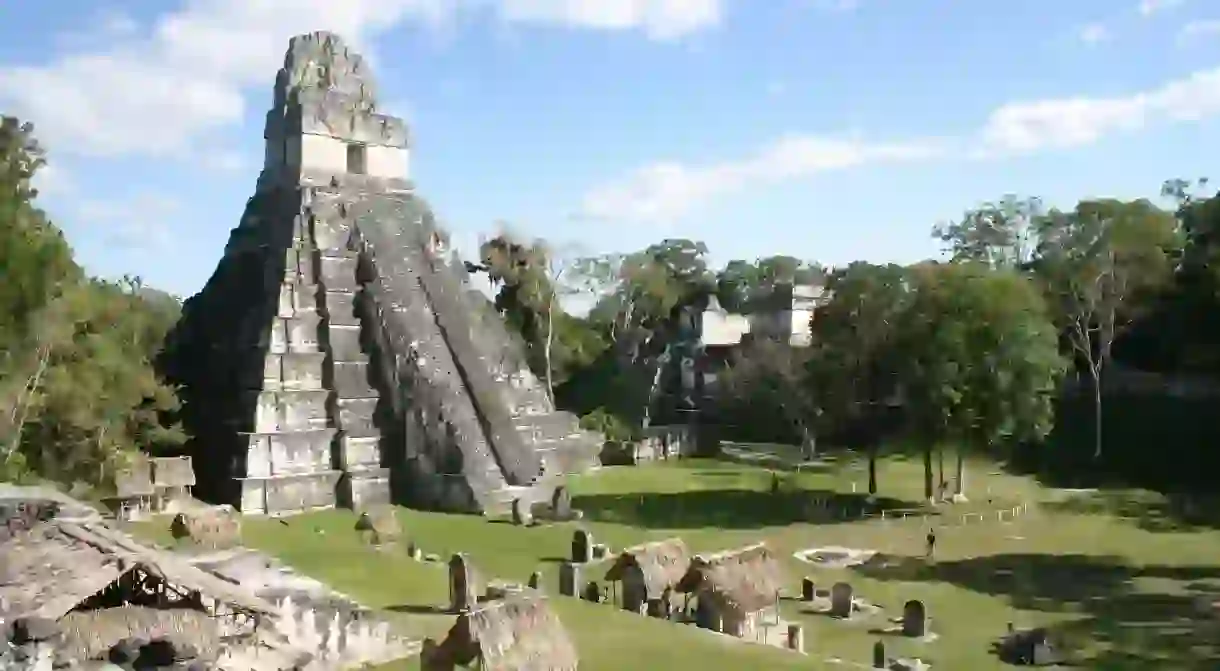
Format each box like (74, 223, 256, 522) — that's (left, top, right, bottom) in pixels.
(163, 32, 603, 517)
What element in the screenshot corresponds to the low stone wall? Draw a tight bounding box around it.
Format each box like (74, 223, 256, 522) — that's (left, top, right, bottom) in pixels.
(600, 425, 698, 466)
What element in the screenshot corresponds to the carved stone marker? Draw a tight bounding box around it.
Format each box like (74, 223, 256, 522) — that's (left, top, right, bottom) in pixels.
(582, 580, 602, 603)
(511, 497, 531, 526)
(571, 529, 592, 563)
(872, 640, 886, 668)
(528, 571, 543, 590)
(902, 599, 927, 637)
(830, 582, 853, 618)
(559, 561, 580, 597)
(801, 577, 815, 602)
(448, 553, 478, 612)
(552, 485, 572, 520)
(786, 623, 804, 653)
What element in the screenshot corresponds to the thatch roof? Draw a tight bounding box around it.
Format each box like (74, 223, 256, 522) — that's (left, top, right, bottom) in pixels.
(151, 456, 196, 488)
(446, 593, 578, 671)
(603, 537, 690, 599)
(59, 606, 220, 662)
(113, 458, 155, 498)
(676, 542, 785, 615)
(0, 518, 274, 621)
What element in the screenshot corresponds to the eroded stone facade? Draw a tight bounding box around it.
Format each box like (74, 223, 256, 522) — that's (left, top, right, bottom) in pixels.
(163, 32, 601, 516)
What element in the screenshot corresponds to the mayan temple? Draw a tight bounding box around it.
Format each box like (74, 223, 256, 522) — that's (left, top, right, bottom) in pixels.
(163, 32, 602, 516)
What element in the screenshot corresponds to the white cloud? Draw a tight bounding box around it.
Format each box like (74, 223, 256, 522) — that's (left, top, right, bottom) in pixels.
(200, 150, 251, 173)
(811, 0, 861, 12)
(0, 0, 724, 160)
(77, 193, 181, 250)
(1078, 23, 1111, 45)
(580, 135, 944, 222)
(978, 66, 1220, 154)
(1138, 0, 1184, 17)
(583, 64, 1220, 223)
(1179, 19, 1220, 43)
(32, 163, 75, 199)
(498, 0, 723, 40)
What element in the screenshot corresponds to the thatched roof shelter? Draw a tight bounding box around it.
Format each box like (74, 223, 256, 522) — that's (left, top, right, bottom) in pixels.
(150, 456, 196, 489)
(58, 605, 220, 662)
(676, 542, 785, 615)
(0, 517, 274, 622)
(113, 458, 155, 499)
(603, 537, 690, 599)
(433, 593, 577, 671)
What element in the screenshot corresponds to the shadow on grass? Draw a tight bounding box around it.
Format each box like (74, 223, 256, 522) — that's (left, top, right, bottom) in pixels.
(1041, 489, 1220, 534)
(852, 552, 1220, 669)
(386, 604, 449, 615)
(573, 488, 920, 529)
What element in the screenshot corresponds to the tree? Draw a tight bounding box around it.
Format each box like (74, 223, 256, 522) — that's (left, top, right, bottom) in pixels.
(898, 262, 1066, 502)
(717, 256, 825, 312)
(717, 337, 819, 453)
(0, 117, 186, 484)
(1031, 199, 1181, 458)
(933, 195, 1042, 270)
(809, 262, 910, 496)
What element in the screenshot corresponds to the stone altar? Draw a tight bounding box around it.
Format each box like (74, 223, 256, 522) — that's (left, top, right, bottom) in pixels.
(162, 32, 602, 517)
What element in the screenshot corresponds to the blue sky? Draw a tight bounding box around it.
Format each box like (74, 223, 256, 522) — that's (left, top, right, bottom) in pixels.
(1, 0, 1217, 298)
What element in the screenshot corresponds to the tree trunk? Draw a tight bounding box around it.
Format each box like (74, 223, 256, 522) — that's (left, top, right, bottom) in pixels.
(4, 345, 50, 466)
(937, 446, 945, 501)
(868, 444, 878, 502)
(543, 296, 556, 405)
(1090, 366, 1104, 460)
(953, 446, 968, 502)
(922, 443, 934, 503)
(867, 442, 878, 497)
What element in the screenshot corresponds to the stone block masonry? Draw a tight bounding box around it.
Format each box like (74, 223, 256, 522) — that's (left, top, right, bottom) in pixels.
(160, 31, 601, 516)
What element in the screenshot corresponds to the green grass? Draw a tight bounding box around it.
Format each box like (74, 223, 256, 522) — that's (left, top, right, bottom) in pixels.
(130, 455, 1220, 670)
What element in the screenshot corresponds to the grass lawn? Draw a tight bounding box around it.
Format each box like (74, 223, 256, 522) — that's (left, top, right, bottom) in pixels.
(131, 454, 1220, 670)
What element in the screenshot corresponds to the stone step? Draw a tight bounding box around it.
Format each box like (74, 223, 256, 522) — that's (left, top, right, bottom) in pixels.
(311, 205, 358, 251)
(336, 433, 382, 471)
(238, 428, 336, 478)
(277, 278, 320, 317)
(325, 323, 363, 360)
(330, 397, 379, 437)
(317, 251, 359, 292)
(240, 389, 332, 433)
(327, 360, 378, 399)
(323, 288, 360, 326)
(268, 314, 324, 354)
(338, 467, 391, 510)
(257, 351, 327, 391)
(237, 470, 343, 515)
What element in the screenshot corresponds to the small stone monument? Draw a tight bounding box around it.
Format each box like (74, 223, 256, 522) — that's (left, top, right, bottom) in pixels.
(872, 640, 886, 668)
(448, 553, 479, 613)
(511, 497, 531, 526)
(830, 582, 853, 618)
(571, 529, 593, 563)
(902, 599, 927, 637)
(582, 580, 602, 603)
(528, 571, 543, 590)
(801, 577, 815, 602)
(592, 542, 609, 560)
(559, 561, 580, 597)
(552, 485, 572, 520)
(786, 623, 804, 653)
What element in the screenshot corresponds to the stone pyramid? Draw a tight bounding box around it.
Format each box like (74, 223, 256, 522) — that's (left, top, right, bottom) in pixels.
(162, 32, 601, 516)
